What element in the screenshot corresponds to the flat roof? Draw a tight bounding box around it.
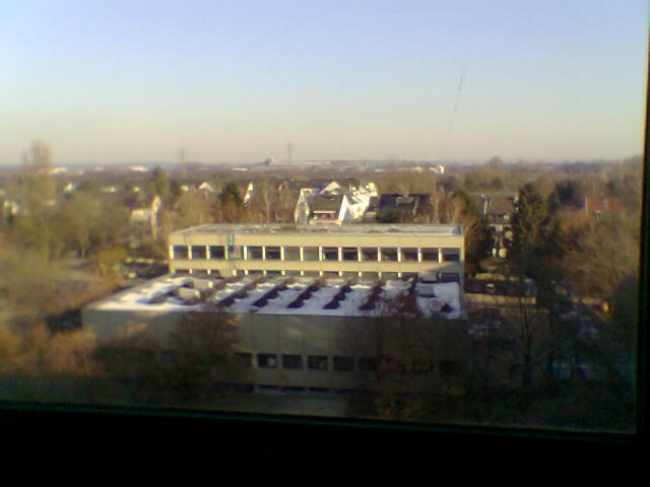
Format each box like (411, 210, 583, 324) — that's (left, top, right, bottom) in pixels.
(170, 223, 463, 238)
(88, 275, 463, 320)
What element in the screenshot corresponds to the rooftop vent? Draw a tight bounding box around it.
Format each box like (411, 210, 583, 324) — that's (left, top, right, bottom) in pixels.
(287, 298, 304, 309)
(216, 296, 236, 308)
(148, 293, 168, 304)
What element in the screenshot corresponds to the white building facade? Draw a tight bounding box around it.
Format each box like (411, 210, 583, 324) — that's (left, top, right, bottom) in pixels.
(168, 223, 465, 284)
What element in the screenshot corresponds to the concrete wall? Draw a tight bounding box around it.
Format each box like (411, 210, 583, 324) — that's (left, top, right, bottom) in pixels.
(83, 306, 470, 392)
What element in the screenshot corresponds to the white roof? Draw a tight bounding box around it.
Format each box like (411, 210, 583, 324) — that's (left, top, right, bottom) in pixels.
(91, 275, 463, 319)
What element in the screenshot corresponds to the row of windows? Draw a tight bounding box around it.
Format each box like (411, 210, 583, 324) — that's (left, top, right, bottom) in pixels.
(174, 269, 461, 282)
(115, 349, 463, 380)
(172, 245, 461, 262)
(239, 353, 461, 376)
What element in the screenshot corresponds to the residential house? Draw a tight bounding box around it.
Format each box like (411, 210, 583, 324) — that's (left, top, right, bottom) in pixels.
(473, 193, 517, 258)
(129, 195, 162, 244)
(377, 193, 432, 223)
(294, 180, 376, 225)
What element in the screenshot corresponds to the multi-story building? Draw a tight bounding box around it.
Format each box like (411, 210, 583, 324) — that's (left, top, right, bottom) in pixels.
(83, 273, 468, 394)
(168, 223, 465, 284)
(83, 223, 468, 394)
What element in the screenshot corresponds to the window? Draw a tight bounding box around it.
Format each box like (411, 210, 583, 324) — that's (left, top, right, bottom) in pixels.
(342, 247, 358, 261)
(361, 248, 378, 261)
(322, 247, 338, 261)
(402, 248, 418, 262)
(191, 246, 207, 259)
(282, 354, 303, 369)
(302, 247, 319, 262)
(227, 246, 242, 259)
(247, 246, 263, 260)
(412, 359, 433, 375)
(173, 246, 189, 259)
(421, 249, 439, 262)
(234, 352, 252, 368)
(283, 247, 300, 261)
(265, 247, 281, 260)
(257, 354, 277, 369)
(209, 246, 225, 259)
(358, 358, 378, 372)
(333, 356, 354, 372)
(442, 248, 460, 262)
(307, 355, 328, 371)
(381, 248, 398, 261)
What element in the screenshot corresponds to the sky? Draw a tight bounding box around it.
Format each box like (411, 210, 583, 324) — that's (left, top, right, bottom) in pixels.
(1, 0, 647, 165)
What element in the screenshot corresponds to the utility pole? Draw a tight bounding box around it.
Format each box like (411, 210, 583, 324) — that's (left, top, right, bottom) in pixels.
(180, 144, 187, 180)
(286, 141, 294, 165)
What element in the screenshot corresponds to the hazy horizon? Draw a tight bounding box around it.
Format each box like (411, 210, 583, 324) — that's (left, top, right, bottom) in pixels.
(1, 0, 647, 166)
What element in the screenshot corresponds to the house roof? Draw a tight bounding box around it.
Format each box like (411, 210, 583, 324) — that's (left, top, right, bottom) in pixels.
(487, 196, 516, 216)
(471, 193, 516, 216)
(310, 194, 344, 213)
(378, 193, 430, 216)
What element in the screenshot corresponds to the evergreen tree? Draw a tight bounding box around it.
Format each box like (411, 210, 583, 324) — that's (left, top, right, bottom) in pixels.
(509, 183, 547, 279)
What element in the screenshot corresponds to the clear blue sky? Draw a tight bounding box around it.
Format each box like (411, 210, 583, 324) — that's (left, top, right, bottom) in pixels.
(1, 0, 647, 165)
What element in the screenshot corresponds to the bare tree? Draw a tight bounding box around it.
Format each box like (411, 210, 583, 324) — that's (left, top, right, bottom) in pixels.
(159, 307, 245, 402)
(340, 291, 458, 419)
(20, 140, 56, 212)
(252, 178, 278, 224)
(175, 190, 216, 228)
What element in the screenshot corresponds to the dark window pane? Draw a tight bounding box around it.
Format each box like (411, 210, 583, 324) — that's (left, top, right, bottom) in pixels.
(308, 355, 328, 370)
(257, 353, 277, 369)
(282, 354, 303, 369)
(333, 356, 354, 372)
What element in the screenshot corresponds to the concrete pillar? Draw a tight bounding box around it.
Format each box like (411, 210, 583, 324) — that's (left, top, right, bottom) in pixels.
(357, 247, 362, 262)
(318, 246, 323, 261)
(417, 248, 422, 263)
(262, 246, 267, 260)
(438, 247, 443, 263)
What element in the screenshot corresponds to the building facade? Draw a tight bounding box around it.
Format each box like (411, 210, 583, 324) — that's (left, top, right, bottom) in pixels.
(83, 274, 468, 393)
(168, 223, 465, 284)
(82, 223, 468, 394)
